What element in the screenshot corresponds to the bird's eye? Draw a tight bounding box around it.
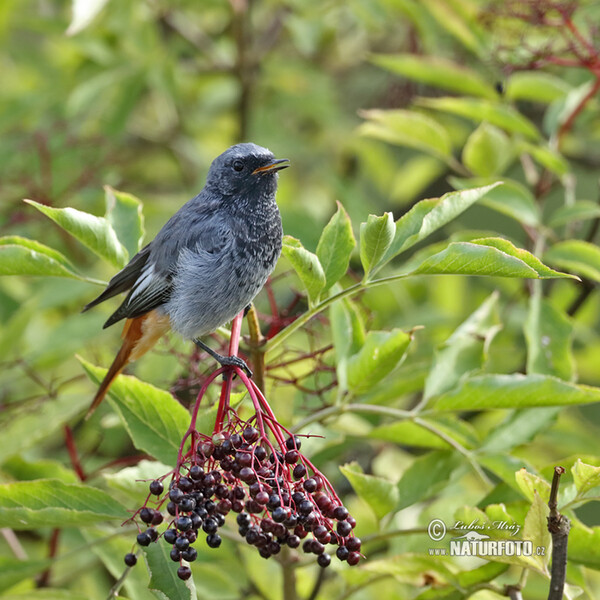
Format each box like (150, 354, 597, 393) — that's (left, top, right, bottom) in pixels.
(233, 160, 244, 172)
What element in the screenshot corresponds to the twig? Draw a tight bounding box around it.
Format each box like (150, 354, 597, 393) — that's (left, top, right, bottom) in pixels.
(36, 528, 60, 587)
(1, 528, 27, 560)
(64, 425, 86, 482)
(105, 552, 140, 600)
(505, 585, 523, 600)
(547, 466, 570, 600)
(306, 567, 327, 600)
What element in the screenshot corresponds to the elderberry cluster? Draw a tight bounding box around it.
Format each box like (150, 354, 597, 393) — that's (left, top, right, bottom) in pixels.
(125, 428, 361, 580)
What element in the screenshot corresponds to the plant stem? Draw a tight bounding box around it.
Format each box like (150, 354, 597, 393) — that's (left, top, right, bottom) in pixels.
(547, 466, 570, 600)
(281, 547, 298, 600)
(246, 304, 266, 392)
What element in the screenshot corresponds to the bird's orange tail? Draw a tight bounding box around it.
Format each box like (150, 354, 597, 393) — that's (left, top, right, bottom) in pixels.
(86, 310, 170, 420)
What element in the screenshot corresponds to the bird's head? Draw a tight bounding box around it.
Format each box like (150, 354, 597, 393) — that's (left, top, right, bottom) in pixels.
(206, 143, 289, 199)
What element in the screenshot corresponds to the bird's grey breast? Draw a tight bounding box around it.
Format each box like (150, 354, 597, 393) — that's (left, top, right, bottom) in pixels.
(164, 196, 282, 339)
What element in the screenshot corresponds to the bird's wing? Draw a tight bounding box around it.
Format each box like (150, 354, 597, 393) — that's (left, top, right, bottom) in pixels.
(82, 244, 152, 313)
(98, 196, 233, 328)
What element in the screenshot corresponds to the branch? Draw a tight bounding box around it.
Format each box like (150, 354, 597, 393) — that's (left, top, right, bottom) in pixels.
(547, 466, 571, 600)
(246, 304, 266, 393)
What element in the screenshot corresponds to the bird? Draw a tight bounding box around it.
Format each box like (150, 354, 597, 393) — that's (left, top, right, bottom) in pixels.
(82, 143, 288, 418)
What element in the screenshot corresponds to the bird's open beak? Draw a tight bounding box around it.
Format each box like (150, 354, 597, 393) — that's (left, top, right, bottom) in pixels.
(252, 158, 290, 175)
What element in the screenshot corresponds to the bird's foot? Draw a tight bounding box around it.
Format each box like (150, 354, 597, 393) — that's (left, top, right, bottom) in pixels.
(194, 339, 253, 378)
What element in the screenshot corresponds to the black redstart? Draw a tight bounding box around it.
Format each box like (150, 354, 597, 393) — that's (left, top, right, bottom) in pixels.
(83, 143, 288, 417)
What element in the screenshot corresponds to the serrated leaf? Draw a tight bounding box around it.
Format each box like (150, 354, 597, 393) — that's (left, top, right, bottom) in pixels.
(463, 123, 513, 176)
(79, 358, 192, 466)
(424, 292, 501, 400)
(544, 240, 600, 282)
(66, 0, 110, 35)
(104, 186, 145, 258)
(435, 374, 600, 410)
(347, 329, 411, 394)
(144, 541, 196, 600)
(572, 460, 600, 497)
(362, 553, 457, 586)
(359, 212, 395, 278)
(449, 177, 540, 226)
(24, 199, 128, 267)
(0, 236, 84, 280)
(505, 71, 572, 103)
(281, 236, 326, 307)
(396, 451, 462, 510)
(371, 53, 497, 99)
(522, 491, 551, 571)
(0, 393, 90, 465)
(0, 479, 128, 529)
(525, 290, 574, 380)
(316, 201, 355, 292)
(456, 561, 509, 588)
(382, 184, 501, 264)
(410, 239, 572, 279)
(417, 97, 540, 140)
(359, 109, 453, 160)
(340, 462, 399, 520)
(515, 469, 551, 503)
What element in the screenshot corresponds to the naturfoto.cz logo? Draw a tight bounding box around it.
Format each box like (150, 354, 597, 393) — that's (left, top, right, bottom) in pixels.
(427, 519, 546, 558)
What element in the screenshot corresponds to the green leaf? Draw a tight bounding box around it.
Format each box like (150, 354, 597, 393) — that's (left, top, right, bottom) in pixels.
(281, 236, 326, 307)
(369, 421, 450, 449)
(79, 358, 192, 466)
(517, 141, 570, 177)
(435, 374, 600, 410)
(104, 186, 145, 258)
(456, 562, 509, 588)
(525, 290, 574, 380)
(410, 238, 572, 279)
(462, 123, 513, 176)
(144, 541, 197, 600)
(316, 201, 355, 292)
(505, 71, 572, 104)
(24, 199, 128, 268)
(358, 109, 453, 160)
(0, 479, 128, 529)
(0, 393, 90, 465)
(390, 156, 447, 205)
(347, 329, 411, 394)
(382, 184, 501, 263)
(522, 491, 551, 572)
(515, 469, 551, 504)
(0, 558, 52, 594)
(569, 525, 600, 568)
(0, 236, 84, 280)
(424, 292, 501, 400)
(449, 177, 540, 226)
(544, 240, 600, 282)
(339, 462, 399, 520)
(548, 200, 600, 228)
(479, 407, 561, 454)
(330, 298, 365, 393)
(3, 456, 79, 483)
(359, 212, 395, 278)
(371, 53, 497, 99)
(572, 460, 600, 497)
(417, 97, 540, 140)
(396, 451, 462, 510)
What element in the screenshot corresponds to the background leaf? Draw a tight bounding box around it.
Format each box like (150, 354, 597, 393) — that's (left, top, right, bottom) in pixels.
(316, 201, 355, 292)
(0, 479, 128, 529)
(24, 199, 128, 267)
(281, 236, 326, 306)
(359, 212, 395, 278)
(104, 186, 145, 259)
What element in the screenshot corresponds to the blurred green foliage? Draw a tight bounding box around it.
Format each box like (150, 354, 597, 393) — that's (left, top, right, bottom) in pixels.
(2, 1, 600, 599)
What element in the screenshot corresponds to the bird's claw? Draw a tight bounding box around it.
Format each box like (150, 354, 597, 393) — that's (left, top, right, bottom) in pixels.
(219, 355, 253, 378)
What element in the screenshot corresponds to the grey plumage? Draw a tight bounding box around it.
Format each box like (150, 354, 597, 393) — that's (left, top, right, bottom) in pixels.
(83, 143, 285, 338)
